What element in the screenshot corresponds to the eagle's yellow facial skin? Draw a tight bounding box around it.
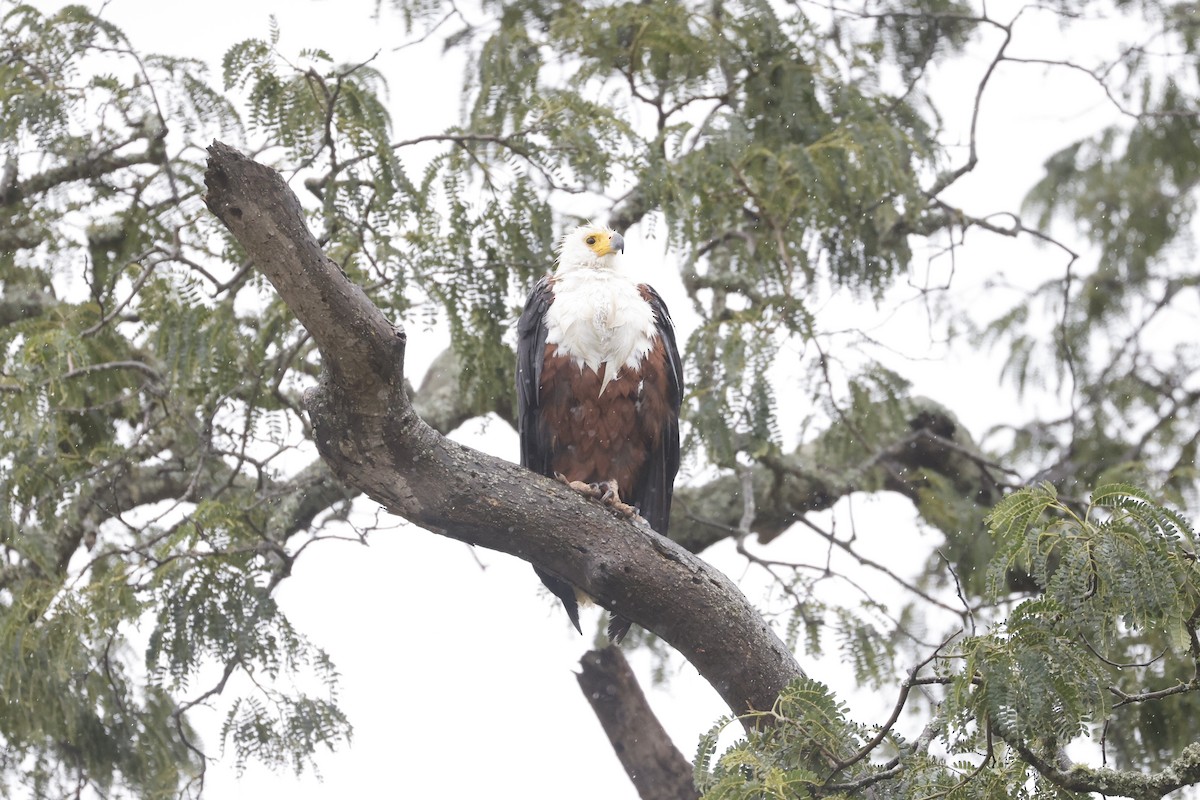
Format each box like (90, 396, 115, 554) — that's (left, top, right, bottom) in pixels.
(583, 229, 622, 257)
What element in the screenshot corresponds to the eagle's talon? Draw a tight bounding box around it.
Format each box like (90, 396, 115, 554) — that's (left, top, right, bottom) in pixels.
(597, 480, 619, 504)
(560, 478, 645, 521)
(592, 480, 638, 519)
(621, 504, 640, 519)
(629, 506, 650, 528)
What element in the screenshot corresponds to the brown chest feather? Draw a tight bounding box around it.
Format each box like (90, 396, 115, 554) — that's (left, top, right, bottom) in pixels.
(538, 338, 673, 494)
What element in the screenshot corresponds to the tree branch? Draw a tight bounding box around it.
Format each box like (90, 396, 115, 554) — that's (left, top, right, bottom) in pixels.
(202, 140, 803, 724)
(670, 399, 1004, 555)
(0, 133, 167, 207)
(577, 648, 699, 800)
(1006, 736, 1200, 798)
(409, 345, 516, 431)
(0, 287, 56, 328)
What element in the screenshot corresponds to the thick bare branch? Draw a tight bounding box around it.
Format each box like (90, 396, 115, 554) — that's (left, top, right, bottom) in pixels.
(577, 648, 699, 800)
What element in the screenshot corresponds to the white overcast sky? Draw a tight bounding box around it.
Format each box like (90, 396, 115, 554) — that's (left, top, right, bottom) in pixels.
(23, 0, 1132, 797)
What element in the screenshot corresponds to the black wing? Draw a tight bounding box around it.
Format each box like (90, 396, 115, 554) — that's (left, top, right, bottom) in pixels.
(516, 276, 583, 634)
(516, 276, 554, 476)
(631, 285, 684, 537)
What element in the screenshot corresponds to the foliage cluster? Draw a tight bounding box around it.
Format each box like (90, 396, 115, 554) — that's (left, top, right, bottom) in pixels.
(698, 484, 1200, 799)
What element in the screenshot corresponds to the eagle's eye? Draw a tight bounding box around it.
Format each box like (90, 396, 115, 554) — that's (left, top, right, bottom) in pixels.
(585, 236, 597, 245)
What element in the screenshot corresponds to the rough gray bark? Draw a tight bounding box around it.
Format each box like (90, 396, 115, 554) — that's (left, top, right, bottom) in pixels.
(578, 648, 699, 800)
(202, 140, 803, 724)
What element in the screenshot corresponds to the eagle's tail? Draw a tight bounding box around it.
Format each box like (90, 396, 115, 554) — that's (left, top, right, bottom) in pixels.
(606, 614, 632, 644)
(534, 566, 582, 634)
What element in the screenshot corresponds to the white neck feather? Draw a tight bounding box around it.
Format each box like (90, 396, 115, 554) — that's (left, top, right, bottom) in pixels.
(544, 267, 656, 395)
(555, 250, 620, 275)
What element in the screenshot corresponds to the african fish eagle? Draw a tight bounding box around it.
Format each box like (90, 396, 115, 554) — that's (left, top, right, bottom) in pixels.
(516, 224, 683, 643)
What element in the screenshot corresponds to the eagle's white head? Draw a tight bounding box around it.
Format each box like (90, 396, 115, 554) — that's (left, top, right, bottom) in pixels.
(555, 224, 625, 274)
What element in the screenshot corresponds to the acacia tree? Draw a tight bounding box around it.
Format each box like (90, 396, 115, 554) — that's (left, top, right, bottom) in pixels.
(3, 1, 1200, 798)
